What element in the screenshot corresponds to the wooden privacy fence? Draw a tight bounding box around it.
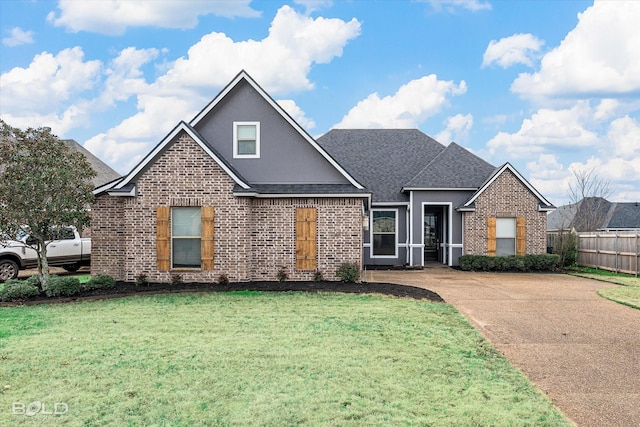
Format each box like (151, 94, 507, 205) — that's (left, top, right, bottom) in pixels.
(576, 231, 640, 276)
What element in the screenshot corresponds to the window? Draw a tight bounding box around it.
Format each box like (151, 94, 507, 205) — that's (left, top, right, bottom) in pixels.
(372, 210, 397, 257)
(233, 122, 260, 158)
(157, 206, 214, 271)
(495, 218, 516, 257)
(171, 207, 201, 268)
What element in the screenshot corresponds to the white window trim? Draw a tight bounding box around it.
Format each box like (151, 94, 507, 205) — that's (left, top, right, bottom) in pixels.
(233, 121, 260, 159)
(370, 208, 398, 259)
(171, 207, 202, 269)
(496, 217, 516, 257)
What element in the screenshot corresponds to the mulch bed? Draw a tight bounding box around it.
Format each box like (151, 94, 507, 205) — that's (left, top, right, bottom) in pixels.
(2, 281, 444, 306)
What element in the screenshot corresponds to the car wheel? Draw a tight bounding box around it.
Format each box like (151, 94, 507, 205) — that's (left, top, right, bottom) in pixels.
(62, 263, 81, 272)
(0, 259, 19, 281)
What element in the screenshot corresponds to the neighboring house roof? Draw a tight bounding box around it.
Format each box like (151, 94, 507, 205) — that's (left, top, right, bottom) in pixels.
(63, 139, 120, 187)
(317, 129, 447, 202)
(460, 163, 555, 212)
(403, 142, 495, 190)
(548, 197, 640, 231)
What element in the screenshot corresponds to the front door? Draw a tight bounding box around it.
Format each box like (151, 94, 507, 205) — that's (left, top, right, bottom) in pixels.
(424, 212, 440, 261)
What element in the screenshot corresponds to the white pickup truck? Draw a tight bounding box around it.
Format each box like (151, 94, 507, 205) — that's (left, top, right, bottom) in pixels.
(0, 227, 91, 281)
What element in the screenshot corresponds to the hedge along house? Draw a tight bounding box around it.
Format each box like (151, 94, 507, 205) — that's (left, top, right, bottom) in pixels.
(317, 130, 555, 267)
(92, 71, 369, 283)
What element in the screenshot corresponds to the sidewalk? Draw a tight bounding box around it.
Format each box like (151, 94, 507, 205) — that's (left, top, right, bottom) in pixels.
(368, 269, 640, 427)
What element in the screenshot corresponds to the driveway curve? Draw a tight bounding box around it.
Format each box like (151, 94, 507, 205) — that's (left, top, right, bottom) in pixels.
(367, 269, 640, 427)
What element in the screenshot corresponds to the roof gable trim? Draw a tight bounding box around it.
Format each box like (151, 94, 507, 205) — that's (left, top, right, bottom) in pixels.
(190, 70, 364, 190)
(463, 163, 554, 208)
(115, 121, 250, 190)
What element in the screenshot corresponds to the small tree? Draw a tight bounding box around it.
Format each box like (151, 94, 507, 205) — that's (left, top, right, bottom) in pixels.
(567, 167, 613, 232)
(0, 120, 96, 290)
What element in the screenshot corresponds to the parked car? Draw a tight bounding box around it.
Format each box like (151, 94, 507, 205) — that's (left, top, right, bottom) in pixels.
(0, 226, 91, 281)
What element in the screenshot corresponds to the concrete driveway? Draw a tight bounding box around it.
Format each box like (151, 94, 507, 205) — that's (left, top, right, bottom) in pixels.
(366, 268, 640, 427)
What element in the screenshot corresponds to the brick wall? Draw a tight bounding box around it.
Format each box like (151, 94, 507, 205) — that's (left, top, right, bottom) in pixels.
(464, 168, 547, 255)
(250, 198, 363, 281)
(91, 132, 363, 282)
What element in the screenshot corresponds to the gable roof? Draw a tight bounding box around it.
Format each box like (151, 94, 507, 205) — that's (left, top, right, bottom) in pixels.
(317, 129, 446, 202)
(547, 197, 640, 231)
(460, 162, 555, 212)
(191, 70, 363, 189)
(94, 121, 251, 195)
(402, 142, 495, 190)
(63, 139, 120, 187)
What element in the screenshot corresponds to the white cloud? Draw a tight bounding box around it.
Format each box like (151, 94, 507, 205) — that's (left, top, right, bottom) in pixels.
(156, 6, 360, 95)
(81, 6, 360, 172)
(487, 101, 599, 159)
(47, 0, 261, 35)
(0, 47, 102, 133)
(277, 100, 316, 130)
(512, 1, 640, 98)
(2, 27, 35, 47)
(606, 116, 640, 158)
(424, 0, 491, 12)
(522, 116, 640, 205)
(482, 33, 544, 68)
(435, 113, 473, 144)
(334, 75, 467, 129)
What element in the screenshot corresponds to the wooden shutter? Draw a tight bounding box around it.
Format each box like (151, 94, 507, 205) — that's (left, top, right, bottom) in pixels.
(157, 206, 170, 271)
(487, 217, 496, 257)
(516, 217, 526, 256)
(201, 206, 215, 270)
(296, 208, 317, 270)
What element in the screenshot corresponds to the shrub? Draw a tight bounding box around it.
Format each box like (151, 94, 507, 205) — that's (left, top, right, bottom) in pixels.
(313, 270, 324, 282)
(25, 275, 42, 289)
(458, 254, 560, 272)
(336, 262, 360, 283)
(45, 276, 81, 297)
(551, 231, 578, 267)
(135, 273, 149, 287)
(84, 274, 116, 291)
(0, 280, 40, 301)
(170, 273, 183, 285)
(277, 267, 288, 282)
(217, 273, 229, 285)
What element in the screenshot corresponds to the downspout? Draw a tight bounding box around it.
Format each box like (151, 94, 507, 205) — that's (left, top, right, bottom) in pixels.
(408, 191, 413, 266)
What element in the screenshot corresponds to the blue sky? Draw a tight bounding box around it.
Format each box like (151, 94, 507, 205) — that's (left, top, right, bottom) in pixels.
(1, 0, 639, 205)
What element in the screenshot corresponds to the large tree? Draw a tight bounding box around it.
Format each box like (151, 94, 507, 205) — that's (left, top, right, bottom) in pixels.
(0, 120, 96, 289)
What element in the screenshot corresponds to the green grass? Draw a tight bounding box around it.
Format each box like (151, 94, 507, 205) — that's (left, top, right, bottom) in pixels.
(0, 292, 570, 426)
(567, 266, 640, 310)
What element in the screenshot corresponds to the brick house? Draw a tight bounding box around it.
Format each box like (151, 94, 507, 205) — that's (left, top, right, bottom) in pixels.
(92, 71, 554, 282)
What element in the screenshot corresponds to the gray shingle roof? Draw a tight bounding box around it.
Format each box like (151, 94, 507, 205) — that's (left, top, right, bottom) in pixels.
(547, 198, 640, 230)
(317, 129, 446, 202)
(233, 183, 369, 196)
(317, 129, 496, 202)
(63, 139, 121, 187)
(403, 142, 495, 189)
(604, 202, 640, 229)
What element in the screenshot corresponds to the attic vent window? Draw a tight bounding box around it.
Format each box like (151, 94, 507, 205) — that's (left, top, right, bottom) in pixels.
(233, 122, 260, 158)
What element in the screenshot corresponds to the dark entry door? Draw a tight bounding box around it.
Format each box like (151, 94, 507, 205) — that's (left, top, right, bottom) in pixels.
(424, 212, 440, 261)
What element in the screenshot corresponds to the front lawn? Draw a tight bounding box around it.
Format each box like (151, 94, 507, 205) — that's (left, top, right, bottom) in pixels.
(567, 266, 640, 310)
(0, 292, 570, 426)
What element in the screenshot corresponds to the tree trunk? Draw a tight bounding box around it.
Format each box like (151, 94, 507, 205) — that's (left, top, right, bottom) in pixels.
(39, 242, 50, 291)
